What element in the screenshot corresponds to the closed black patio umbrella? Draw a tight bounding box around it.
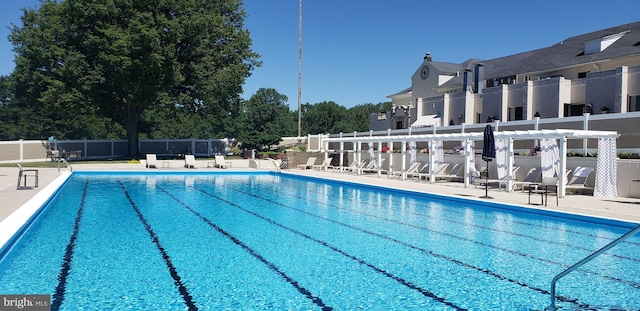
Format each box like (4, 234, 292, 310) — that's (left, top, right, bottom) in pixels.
(480, 124, 495, 198)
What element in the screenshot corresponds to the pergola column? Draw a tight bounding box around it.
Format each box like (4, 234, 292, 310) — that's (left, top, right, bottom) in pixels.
(463, 138, 472, 187)
(428, 140, 436, 184)
(558, 137, 567, 198)
(377, 141, 383, 177)
(506, 137, 514, 192)
(401, 140, 407, 180)
(338, 141, 343, 170)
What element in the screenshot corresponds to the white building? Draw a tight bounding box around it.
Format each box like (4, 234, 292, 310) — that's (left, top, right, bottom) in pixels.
(372, 21, 640, 147)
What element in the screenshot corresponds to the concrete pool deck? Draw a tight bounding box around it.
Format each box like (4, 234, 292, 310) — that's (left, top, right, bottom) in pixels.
(2, 164, 640, 225)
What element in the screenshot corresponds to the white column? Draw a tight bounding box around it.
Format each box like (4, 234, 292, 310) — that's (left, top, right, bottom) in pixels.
(356, 142, 362, 172)
(377, 141, 383, 177)
(463, 139, 471, 187)
(558, 137, 567, 198)
(506, 138, 514, 192)
(428, 140, 436, 183)
(338, 141, 344, 170)
(324, 140, 329, 169)
(401, 140, 407, 180)
(583, 113, 590, 155)
(19, 139, 24, 161)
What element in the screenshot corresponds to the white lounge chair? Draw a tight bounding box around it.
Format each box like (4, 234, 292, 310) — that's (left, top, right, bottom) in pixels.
(494, 166, 521, 189)
(332, 159, 364, 172)
(434, 163, 465, 181)
(361, 158, 387, 174)
(415, 163, 450, 181)
(146, 154, 158, 168)
(184, 154, 197, 168)
(312, 158, 330, 171)
(565, 166, 594, 192)
(215, 155, 231, 168)
(513, 167, 542, 191)
(390, 161, 422, 178)
(297, 157, 317, 170)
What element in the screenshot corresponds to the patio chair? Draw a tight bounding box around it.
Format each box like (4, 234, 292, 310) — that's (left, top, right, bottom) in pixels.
(46, 150, 60, 162)
(184, 154, 197, 169)
(215, 155, 232, 169)
(297, 157, 317, 170)
(146, 154, 158, 168)
(17, 164, 39, 189)
(512, 167, 542, 191)
(528, 176, 558, 206)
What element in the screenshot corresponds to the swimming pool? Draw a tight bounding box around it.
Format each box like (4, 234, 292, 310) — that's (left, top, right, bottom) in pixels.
(0, 171, 638, 310)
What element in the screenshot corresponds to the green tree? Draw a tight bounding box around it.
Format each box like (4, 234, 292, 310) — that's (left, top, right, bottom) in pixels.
(10, 0, 259, 156)
(346, 102, 391, 132)
(241, 88, 294, 150)
(301, 101, 348, 135)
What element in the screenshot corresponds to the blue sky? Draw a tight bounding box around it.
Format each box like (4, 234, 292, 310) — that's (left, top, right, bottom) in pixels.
(1, 1, 639, 109)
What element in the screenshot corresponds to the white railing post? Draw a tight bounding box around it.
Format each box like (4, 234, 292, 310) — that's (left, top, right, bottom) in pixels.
(19, 139, 24, 161)
(583, 113, 590, 155)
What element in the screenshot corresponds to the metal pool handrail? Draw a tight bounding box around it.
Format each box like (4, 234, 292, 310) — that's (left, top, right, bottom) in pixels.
(546, 224, 640, 310)
(57, 158, 72, 172)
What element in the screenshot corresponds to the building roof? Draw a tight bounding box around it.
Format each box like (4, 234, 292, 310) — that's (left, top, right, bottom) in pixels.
(434, 21, 640, 89)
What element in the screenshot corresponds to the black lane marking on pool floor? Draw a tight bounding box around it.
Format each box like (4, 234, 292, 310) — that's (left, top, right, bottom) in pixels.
(169, 185, 470, 311)
(155, 186, 334, 311)
(278, 181, 640, 263)
(266, 182, 640, 290)
(117, 181, 198, 311)
(227, 186, 594, 308)
(51, 180, 89, 311)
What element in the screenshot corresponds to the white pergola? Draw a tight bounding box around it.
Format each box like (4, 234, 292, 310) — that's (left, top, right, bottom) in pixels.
(322, 129, 619, 197)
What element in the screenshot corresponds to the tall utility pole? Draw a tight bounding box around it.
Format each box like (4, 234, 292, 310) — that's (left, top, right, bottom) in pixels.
(297, 0, 302, 138)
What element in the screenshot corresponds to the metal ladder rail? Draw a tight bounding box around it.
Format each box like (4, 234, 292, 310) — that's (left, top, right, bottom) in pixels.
(264, 158, 281, 172)
(57, 158, 73, 172)
(546, 224, 640, 310)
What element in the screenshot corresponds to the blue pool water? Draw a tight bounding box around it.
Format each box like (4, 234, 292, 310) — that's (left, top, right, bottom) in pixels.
(0, 172, 639, 310)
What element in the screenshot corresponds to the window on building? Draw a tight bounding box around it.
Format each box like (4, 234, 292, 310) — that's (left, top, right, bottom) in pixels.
(476, 113, 482, 123)
(514, 107, 523, 120)
(629, 95, 640, 112)
(564, 103, 587, 117)
(507, 107, 524, 120)
(396, 121, 403, 129)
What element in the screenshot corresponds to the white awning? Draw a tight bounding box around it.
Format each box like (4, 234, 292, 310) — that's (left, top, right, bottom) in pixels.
(411, 114, 441, 128)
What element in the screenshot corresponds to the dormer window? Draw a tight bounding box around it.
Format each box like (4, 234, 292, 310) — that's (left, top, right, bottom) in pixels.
(584, 30, 630, 55)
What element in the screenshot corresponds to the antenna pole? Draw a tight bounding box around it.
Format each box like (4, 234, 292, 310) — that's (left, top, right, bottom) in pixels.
(297, 0, 303, 138)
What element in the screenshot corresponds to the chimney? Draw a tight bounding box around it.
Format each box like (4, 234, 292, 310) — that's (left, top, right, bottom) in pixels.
(474, 63, 484, 93)
(463, 69, 472, 93)
(424, 52, 432, 61)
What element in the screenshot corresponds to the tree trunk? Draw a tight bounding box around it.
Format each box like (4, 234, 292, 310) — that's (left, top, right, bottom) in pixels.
(123, 104, 142, 158)
(126, 123, 139, 158)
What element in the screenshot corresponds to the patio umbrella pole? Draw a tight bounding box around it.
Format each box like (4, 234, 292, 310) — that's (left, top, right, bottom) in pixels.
(480, 159, 493, 199)
(480, 124, 495, 199)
